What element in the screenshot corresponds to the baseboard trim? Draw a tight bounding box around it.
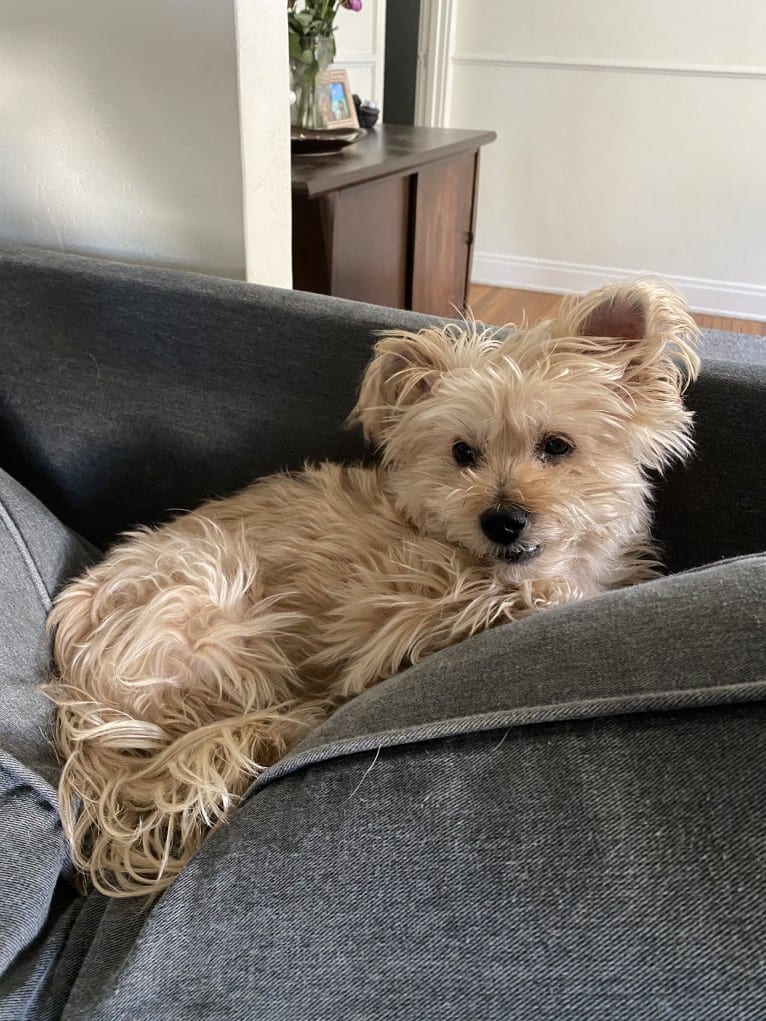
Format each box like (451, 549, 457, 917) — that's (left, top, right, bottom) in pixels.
(471, 253, 766, 320)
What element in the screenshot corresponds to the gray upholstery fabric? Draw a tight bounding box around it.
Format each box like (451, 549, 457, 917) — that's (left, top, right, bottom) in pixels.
(48, 556, 766, 1020)
(0, 245, 764, 1019)
(0, 471, 94, 793)
(0, 470, 95, 1020)
(0, 458, 762, 1018)
(698, 328, 766, 365)
(653, 360, 766, 572)
(0, 244, 422, 548)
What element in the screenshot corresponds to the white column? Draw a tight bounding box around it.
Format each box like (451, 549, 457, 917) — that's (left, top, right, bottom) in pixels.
(235, 0, 293, 288)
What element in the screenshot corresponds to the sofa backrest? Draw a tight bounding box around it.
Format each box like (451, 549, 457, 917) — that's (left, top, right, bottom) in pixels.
(1, 244, 764, 572)
(0, 245, 432, 548)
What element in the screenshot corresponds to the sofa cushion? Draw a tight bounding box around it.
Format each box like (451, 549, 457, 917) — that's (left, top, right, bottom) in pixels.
(257, 553, 766, 786)
(53, 552, 766, 1021)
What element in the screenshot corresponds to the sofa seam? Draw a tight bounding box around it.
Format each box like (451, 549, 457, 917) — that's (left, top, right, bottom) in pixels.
(245, 678, 766, 800)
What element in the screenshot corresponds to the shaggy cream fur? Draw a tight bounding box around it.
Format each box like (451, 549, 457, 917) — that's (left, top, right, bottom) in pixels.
(47, 280, 700, 898)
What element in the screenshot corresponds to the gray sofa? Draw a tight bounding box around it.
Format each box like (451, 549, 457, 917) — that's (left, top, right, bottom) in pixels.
(0, 244, 764, 1020)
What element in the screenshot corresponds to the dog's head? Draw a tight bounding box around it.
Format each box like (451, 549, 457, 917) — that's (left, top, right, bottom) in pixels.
(350, 280, 700, 585)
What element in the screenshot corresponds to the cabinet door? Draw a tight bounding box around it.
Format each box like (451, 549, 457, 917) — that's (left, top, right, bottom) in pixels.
(292, 177, 410, 309)
(410, 151, 478, 317)
(329, 177, 410, 308)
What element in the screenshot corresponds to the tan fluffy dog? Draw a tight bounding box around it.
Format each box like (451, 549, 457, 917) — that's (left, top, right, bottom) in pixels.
(47, 280, 700, 898)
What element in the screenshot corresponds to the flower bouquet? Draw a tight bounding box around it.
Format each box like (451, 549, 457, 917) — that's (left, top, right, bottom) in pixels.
(288, 0, 362, 129)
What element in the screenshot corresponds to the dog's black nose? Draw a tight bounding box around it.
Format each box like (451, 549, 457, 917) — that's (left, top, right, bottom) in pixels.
(480, 506, 528, 545)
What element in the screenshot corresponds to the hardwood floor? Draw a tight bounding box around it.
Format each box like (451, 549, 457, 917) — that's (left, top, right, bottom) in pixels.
(467, 283, 766, 336)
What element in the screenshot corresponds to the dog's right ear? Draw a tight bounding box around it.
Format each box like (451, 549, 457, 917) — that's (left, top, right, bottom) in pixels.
(349, 327, 456, 445)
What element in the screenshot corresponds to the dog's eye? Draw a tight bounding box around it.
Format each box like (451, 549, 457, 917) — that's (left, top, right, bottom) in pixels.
(452, 441, 478, 467)
(540, 435, 574, 459)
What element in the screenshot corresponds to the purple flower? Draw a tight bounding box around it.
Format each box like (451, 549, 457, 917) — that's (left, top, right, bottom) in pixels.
(342, 0, 362, 10)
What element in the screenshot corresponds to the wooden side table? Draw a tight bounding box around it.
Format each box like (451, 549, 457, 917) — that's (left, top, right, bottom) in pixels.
(291, 124, 496, 317)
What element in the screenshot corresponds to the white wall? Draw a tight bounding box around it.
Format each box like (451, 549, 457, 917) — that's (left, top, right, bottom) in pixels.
(425, 0, 766, 318)
(0, 0, 292, 286)
(334, 0, 386, 109)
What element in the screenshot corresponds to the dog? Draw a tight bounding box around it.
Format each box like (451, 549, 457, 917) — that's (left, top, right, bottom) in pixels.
(47, 280, 700, 898)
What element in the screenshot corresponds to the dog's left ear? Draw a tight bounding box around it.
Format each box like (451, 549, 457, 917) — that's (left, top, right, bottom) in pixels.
(349, 327, 458, 445)
(553, 279, 701, 395)
(553, 280, 701, 469)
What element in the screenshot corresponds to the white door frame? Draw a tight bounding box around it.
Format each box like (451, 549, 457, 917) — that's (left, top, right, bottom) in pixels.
(414, 0, 457, 127)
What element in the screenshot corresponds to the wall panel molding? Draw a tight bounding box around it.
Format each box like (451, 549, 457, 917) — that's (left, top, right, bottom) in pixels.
(452, 53, 766, 81)
(334, 0, 386, 104)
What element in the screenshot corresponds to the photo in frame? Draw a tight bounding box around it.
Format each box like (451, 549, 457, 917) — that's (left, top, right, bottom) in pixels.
(316, 68, 359, 130)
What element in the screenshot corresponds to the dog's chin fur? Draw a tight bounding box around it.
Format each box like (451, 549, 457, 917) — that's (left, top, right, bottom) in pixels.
(45, 279, 700, 899)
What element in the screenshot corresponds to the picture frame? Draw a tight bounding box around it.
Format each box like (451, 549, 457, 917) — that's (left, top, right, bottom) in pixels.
(316, 68, 359, 130)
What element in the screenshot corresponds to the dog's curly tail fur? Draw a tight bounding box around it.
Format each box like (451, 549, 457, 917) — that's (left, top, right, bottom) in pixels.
(44, 519, 325, 898)
(49, 696, 319, 897)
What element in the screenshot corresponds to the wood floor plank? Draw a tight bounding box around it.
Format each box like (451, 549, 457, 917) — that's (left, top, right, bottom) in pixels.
(468, 284, 765, 336)
(467, 285, 560, 326)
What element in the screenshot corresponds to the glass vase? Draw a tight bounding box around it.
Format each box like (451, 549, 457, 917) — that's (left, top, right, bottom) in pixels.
(289, 34, 335, 130)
